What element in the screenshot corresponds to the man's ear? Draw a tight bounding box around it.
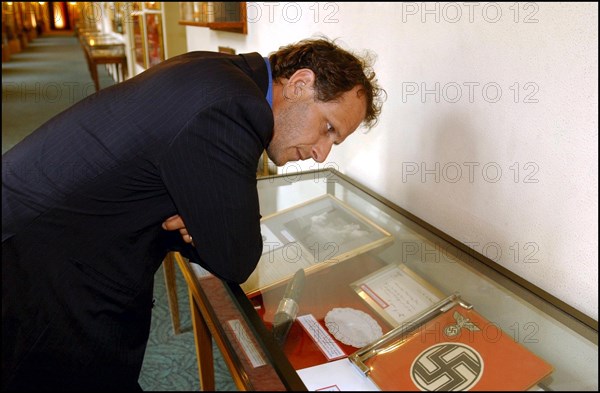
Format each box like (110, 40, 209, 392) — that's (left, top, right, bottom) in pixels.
(288, 69, 315, 89)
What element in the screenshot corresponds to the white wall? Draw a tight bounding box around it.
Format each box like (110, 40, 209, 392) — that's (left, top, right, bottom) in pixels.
(185, 2, 598, 321)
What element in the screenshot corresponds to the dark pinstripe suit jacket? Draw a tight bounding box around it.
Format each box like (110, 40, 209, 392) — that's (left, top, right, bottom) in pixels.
(2, 51, 272, 389)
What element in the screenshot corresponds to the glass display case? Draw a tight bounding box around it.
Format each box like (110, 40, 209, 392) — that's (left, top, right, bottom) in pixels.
(175, 168, 597, 391)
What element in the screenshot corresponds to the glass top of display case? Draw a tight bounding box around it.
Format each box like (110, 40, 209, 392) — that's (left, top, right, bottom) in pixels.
(192, 168, 597, 391)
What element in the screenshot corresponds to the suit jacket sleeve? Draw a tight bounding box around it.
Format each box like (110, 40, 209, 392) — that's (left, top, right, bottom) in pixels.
(158, 95, 272, 283)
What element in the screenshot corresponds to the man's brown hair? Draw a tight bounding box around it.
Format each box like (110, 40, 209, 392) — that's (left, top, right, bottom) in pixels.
(269, 37, 386, 129)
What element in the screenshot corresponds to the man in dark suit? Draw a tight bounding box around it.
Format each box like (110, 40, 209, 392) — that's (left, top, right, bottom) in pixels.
(2, 37, 384, 390)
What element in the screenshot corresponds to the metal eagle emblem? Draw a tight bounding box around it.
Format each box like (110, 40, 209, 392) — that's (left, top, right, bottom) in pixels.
(443, 311, 481, 337)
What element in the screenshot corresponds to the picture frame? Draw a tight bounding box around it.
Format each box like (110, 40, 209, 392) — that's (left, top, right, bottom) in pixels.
(178, 2, 248, 34)
(144, 2, 161, 11)
(178, 2, 194, 22)
(241, 194, 394, 296)
(145, 12, 164, 67)
(131, 2, 142, 12)
(132, 14, 147, 69)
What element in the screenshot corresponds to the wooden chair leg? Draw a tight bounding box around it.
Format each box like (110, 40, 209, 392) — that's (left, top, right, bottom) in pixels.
(189, 286, 215, 391)
(162, 252, 181, 335)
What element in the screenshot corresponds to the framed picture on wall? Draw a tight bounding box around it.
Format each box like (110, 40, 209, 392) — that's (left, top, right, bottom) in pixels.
(144, 2, 161, 11)
(132, 14, 147, 68)
(145, 13, 164, 67)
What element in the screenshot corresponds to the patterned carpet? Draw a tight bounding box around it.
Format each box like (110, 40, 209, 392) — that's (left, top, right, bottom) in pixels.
(2, 33, 113, 154)
(2, 32, 237, 391)
(140, 264, 237, 391)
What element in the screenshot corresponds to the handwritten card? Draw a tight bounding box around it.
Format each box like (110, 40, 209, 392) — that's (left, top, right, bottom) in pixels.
(352, 264, 444, 327)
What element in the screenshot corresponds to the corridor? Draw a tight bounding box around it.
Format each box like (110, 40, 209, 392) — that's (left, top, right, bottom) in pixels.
(2, 32, 115, 154)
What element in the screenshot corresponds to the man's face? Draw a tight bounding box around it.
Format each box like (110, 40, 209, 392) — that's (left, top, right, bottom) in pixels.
(267, 75, 367, 167)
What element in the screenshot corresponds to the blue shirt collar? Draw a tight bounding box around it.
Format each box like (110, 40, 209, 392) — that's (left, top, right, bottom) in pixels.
(264, 57, 273, 108)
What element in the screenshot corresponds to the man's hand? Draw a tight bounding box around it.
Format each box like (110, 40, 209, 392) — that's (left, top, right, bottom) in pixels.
(162, 214, 194, 245)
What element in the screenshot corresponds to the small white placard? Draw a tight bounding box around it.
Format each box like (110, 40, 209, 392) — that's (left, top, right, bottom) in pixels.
(297, 314, 345, 361)
(297, 358, 381, 391)
(227, 319, 267, 368)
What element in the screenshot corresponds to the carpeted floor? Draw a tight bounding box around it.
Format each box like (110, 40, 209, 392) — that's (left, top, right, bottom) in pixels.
(140, 264, 237, 391)
(2, 31, 237, 391)
(2, 32, 112, 154)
